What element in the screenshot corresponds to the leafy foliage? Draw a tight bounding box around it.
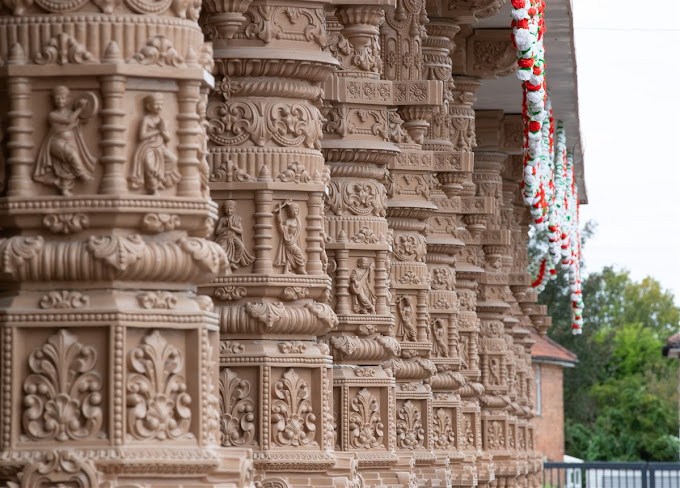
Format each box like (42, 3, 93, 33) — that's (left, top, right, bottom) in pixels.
(538, 223, 680, 461)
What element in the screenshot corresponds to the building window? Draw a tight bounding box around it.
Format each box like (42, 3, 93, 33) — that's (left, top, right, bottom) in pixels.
(535, 364, 541, 416)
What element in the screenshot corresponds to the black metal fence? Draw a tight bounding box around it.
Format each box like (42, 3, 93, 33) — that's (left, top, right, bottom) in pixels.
(544, 462, 680, 488)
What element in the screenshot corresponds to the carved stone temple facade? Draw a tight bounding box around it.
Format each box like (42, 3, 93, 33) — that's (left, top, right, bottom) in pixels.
(0, 0, 584, 486)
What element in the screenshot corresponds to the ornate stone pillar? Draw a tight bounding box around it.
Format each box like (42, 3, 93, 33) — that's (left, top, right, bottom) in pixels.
(379, 0, 442, 478)
(321, 3, 404, 485)
(201, 1, 339, 484)
(0, 2, 244, 486)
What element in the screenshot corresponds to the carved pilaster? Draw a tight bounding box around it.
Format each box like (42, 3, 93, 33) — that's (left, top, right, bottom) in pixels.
(0, 1, 243, 486)
(202, 0, 338, 482)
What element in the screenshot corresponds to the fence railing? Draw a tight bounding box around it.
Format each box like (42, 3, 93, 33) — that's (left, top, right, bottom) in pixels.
(544, 462, 680, 488)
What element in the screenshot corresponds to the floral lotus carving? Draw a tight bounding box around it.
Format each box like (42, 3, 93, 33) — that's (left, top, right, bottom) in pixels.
(22, 330, 103, 442)
(349, 388, 383, 448)
(126, 331, 193, 441)
(396, 400, 424, 450)
(271, 368, 317, 447)
(219, 368, 256, 447)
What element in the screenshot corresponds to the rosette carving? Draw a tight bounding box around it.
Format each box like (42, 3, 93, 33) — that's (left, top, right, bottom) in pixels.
(22, 330, 103, 442)
(219, 368, 256, 446)
(271, 369, 317, 447)
(127, 331, 193, 440)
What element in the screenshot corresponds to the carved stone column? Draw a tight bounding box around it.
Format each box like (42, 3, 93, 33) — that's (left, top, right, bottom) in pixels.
(379, 0, 443, 478)
(201, 1, 339, 484)
(321, 3, 403, 485)
(0, 2, 242, 486)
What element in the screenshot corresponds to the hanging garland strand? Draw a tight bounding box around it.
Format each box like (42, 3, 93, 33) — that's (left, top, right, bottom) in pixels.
(511, 0, 583, 334)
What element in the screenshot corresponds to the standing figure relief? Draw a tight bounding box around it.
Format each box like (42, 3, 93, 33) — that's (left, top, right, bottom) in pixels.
(396, 295, 416, 341)
(274, 200, 307, 275)
(431, 319, 448, 357)
(215, 200, 254, 272)
(34, 86, 98, 196)
(349, 257, 375, 314)
(489, 357, 501, 386)
(129, 94, 180, 195)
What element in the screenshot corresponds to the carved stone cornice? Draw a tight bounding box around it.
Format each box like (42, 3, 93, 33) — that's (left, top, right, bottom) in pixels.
(425, 0, 506, 23)
(452, 27, 516, 79)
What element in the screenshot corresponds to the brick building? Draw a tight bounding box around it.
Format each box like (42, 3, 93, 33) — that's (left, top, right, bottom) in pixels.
(532, 332, 579, 461)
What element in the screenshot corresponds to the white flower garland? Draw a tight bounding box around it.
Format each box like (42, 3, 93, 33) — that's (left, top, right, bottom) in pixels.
(512, 0, 583, 334)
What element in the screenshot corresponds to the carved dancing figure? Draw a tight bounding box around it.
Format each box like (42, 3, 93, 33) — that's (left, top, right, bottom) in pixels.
(129, 94, 180, 195)
(274, 200, 306, 274)
(215, 200, 254, 271)
(489, 357, 501, 386)
(432, 319, 448, 357)
(350, 257, 375, 314)
(396, 295, 416, 341)
(34, 86, 97, 196)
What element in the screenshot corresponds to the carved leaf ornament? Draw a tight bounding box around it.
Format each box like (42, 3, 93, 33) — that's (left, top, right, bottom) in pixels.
(396, 400, 424, 449)
(126, 331, 192, 440)
(432, 408, 455, 449)
(219, 368, 256, 446)
(271, 368, 317, 446)
(22, 330, 103, 442)
(348, 388, 383, 448)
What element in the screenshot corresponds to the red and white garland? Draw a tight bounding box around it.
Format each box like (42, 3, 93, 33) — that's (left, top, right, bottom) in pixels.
(511, 0, 584, 334)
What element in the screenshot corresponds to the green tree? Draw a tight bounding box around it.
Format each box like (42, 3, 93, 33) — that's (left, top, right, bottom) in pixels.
(538, 225, 679, 461)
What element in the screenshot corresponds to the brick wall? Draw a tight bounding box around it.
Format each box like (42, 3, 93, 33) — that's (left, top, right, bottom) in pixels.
(534, 363, 565, 461)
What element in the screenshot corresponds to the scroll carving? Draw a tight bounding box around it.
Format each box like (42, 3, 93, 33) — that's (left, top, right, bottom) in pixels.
(22, 330, 103, 441)
(34, 33, 95, 64)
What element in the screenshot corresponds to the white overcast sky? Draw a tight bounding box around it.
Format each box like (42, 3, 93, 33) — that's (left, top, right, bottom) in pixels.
(571, 0, 680, 301)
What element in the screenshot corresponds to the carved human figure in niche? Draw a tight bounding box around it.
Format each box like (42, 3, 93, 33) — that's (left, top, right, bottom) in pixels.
(489, 357, 501, 386)
(431, 319, 448, 357)
(350, 257, 375, 314)
(274, 200, 306, 274)
(196, 100, 211, 198)
(129, 94, 180, 195)
(457, 334, 469, 369)
(34, 86, 97, 196)
(396, 295, 416, 341)
(215, 200, 254, 271)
